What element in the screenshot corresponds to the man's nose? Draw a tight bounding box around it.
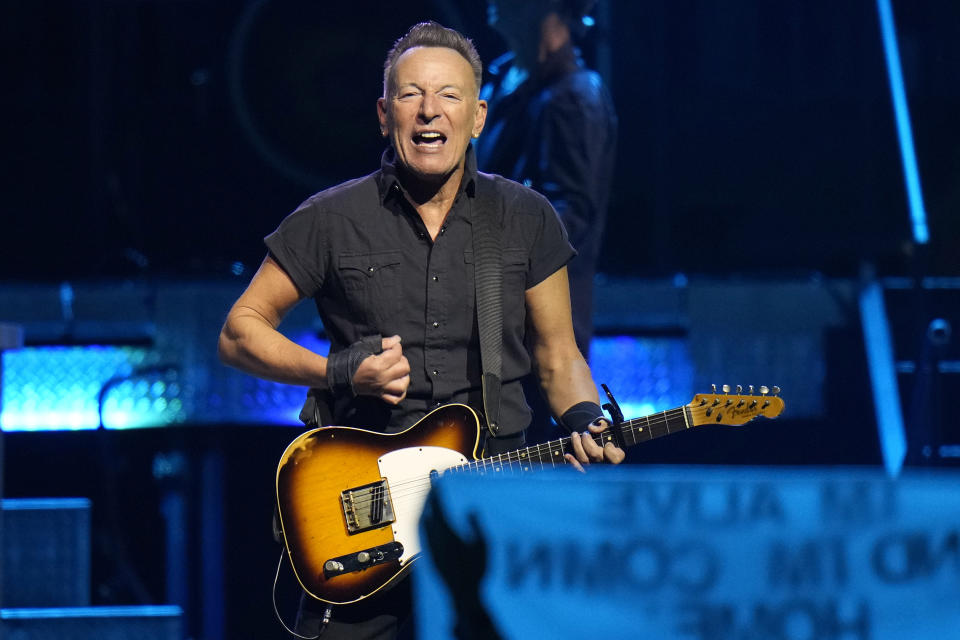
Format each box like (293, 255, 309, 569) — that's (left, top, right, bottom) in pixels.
(418, 93, 440, 121)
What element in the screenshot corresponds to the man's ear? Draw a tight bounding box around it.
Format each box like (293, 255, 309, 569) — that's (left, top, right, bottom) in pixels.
(377, 97, 389, 136)
(472, 99, 488, 138)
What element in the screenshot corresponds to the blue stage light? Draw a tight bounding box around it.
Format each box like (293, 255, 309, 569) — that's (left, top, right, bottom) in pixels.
(876, 0, 929, 245)
(859, 281, 907, 476)
(1, 346, 183, 431)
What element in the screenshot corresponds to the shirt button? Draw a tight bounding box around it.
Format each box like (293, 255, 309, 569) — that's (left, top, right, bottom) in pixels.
(367, 266, 375, 273)
(432, 275, 439, 282)
(439, 226, 446, 234)
(432, 370, 439, 377)
(432, 321, 439, 328)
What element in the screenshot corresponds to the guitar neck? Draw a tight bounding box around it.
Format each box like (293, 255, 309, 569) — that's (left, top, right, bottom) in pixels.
(451, 389, 784, 473)
(456, 405, 692, 473)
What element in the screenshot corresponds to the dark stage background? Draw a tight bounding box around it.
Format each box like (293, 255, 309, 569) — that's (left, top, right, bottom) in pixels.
(2, 1, 959, 639)
(4, 0, 958, 280)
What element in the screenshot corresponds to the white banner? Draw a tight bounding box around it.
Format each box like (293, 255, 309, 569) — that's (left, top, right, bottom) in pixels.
(415, 466, 960, 640)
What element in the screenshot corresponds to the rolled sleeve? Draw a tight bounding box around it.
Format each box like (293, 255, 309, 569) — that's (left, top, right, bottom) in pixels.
(264, 200, 326, 298)
(525, 197, 576, 289)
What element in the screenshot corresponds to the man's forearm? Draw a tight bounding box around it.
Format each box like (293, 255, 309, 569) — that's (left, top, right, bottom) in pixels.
(218, 311, 327, 388)
(535, 351, 600, 420)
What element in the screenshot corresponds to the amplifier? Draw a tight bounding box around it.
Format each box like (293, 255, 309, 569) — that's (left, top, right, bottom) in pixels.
(1, 605, 182, 640)
(1, 498, 91, 607)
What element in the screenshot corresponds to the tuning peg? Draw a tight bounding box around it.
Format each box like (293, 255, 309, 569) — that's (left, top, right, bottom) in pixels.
(722, 384, 730, 393)
(712, 384, 717, 393)
(736, 385, 743, 394)
(748, 385, 755, 395)
(772, 386, 781, 396)
(760, 385, 769, 395)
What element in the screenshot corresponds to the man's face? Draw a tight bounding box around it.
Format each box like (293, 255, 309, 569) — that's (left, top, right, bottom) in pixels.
(377, 46, 486, 186)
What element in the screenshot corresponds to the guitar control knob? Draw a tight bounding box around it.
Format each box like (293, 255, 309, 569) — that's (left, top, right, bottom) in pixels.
(357, 551, 371, 564)
(325, 560, 344, 572)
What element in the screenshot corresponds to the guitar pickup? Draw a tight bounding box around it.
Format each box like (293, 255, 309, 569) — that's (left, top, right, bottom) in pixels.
(341, 479, 395, 534)
(323, 542, 404, 578)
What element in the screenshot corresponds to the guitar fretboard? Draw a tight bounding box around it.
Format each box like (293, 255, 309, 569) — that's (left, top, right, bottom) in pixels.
(448, 405, 692, 474)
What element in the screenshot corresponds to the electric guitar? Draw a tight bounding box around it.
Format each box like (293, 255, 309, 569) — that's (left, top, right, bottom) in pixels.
(275, 387, 785, 604)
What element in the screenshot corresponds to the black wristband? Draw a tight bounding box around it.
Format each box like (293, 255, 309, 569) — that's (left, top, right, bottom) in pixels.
(326, 334, 383, 396)
(560, 401, 605, 433)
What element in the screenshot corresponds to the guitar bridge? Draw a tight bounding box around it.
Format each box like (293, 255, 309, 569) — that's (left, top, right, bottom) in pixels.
(341, 480, 395, 534)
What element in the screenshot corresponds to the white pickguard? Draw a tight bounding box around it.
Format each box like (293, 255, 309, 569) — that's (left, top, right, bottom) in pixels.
(378, 446, 469, 564)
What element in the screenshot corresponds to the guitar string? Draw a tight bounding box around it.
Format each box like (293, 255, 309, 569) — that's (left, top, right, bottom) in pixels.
(341, 406, 698, 512)
(346, 406, 695, 511)
(340, 399, 774, 512)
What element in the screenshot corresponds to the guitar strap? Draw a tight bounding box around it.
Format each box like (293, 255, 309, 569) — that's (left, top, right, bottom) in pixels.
(471, 175, 504, 438)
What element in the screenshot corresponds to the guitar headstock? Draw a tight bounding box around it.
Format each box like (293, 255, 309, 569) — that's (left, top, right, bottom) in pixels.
(687, 384, 784, 427)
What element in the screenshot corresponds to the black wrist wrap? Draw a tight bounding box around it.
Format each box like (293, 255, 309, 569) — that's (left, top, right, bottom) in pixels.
(326, 334, 383, 396)
(560, 401, 605, 434)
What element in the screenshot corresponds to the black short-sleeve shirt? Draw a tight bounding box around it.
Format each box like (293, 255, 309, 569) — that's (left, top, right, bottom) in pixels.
(265, 145, 575, 434)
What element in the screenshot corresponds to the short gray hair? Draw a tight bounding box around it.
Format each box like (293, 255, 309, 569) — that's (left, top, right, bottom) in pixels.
(382, 22, 483, 98)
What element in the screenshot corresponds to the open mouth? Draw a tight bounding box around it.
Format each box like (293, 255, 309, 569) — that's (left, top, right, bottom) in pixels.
(413, 131, 446, 146)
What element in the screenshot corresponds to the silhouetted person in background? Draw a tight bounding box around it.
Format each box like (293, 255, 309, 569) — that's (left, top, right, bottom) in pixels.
(477, 0, 617, 442)
(477, 0, 617, 359)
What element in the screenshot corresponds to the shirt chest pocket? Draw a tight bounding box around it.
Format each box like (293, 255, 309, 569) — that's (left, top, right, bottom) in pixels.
(463, 247, 529, 310)
(337, 251, 402, 328)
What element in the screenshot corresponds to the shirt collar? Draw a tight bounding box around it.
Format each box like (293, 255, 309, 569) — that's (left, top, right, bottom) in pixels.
(376, 144, 478, 205)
